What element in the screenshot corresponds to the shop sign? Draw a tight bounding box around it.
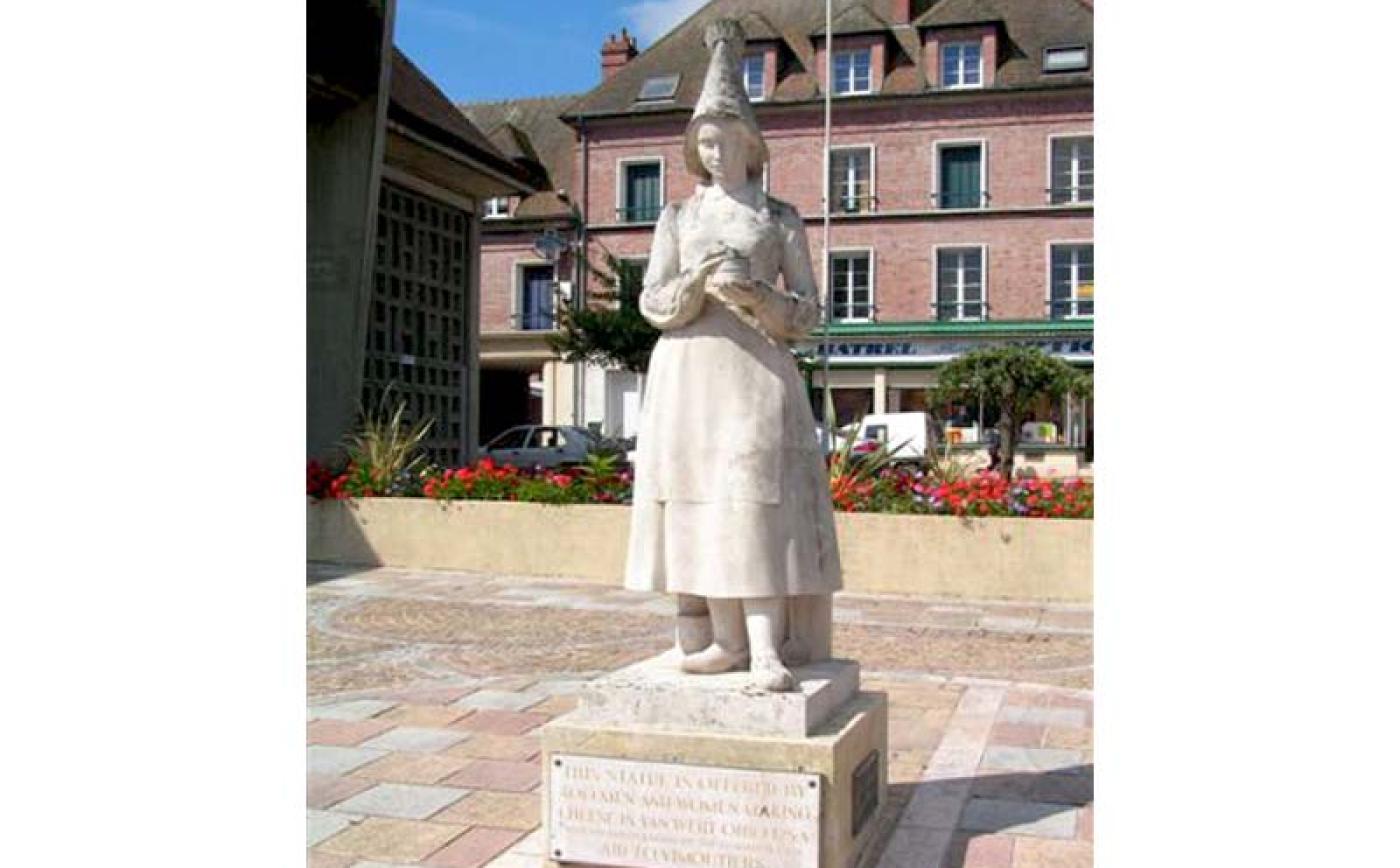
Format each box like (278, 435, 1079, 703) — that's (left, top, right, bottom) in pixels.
(810, 337, 1093, 362)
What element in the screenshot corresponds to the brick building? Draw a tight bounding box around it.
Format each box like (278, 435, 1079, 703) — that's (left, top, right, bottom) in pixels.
(466, 0, 1094, 466)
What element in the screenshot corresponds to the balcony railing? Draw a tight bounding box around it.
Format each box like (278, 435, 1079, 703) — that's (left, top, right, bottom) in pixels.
(1046, 186, 1094, 205)
(832, 304, 875, 322)
(1047, 298, 1094, 319)
(511, 311, 556, 331)
(931, 300, 988, 321)
(828, 194, 878, 215)
(617, 204, 662, 224)
(932, 190, 989, 210)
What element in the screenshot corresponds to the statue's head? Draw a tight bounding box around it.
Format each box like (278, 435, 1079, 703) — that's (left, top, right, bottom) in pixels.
(683, 18, 769, 184)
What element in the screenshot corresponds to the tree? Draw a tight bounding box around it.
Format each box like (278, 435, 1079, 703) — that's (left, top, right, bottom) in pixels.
(547, 249, 659, 374)
(928, 345, 1091, 479)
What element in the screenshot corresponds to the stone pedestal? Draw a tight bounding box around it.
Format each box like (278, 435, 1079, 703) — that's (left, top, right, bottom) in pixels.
(541, 652, 888, 868)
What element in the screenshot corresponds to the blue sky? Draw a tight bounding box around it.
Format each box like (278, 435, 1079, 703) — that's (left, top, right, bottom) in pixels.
(395, 0, 709, 104)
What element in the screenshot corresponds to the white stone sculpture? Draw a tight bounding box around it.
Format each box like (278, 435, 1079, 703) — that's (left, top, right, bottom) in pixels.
(624, 18, 843, 693)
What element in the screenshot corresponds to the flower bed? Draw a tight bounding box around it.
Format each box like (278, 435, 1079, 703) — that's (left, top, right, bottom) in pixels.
(309, 459, 1091, 520)
(831, 468, 1093, 519)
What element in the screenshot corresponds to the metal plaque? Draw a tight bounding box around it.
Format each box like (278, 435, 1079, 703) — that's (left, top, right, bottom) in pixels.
(850, 750, 880, 837)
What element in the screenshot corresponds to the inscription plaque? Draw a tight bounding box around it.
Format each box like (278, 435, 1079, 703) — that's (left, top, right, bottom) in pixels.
(550, 755, 822, 868)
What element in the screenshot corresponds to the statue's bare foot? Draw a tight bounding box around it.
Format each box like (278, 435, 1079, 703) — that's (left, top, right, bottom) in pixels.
(681, 643, 748, 674)
(750, 653, 797, 692)
(780, 636, 810, 667)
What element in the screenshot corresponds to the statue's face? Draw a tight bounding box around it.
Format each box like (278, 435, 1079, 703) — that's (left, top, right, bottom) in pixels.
(695, 119, 749, 184)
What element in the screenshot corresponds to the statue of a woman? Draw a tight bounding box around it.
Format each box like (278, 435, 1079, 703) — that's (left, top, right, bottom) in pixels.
(624, 19, 842, 693)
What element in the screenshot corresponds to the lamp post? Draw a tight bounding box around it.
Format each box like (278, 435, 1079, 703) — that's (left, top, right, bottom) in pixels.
(819, 0, 834, 449)
(533, 228, 574, 426)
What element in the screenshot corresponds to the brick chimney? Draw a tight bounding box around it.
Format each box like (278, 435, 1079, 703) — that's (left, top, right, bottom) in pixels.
(601, 28, 638, 80)
(891, 0, 913, 24)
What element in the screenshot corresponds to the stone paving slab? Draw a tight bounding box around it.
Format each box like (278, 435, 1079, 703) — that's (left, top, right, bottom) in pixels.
(309, 745, 390, 777)
(422, 827, 525, 867)
(309, 718, 398, 746)
(306, 565, 1093, 868)
(309, 773, 377, 810)
(361, 727, 471, 754)
(332, 782, 472, 820)
(311, 699, 401, 721)
(451, 689, 547, 712)
(431, 791, 540, 830)
(980, 746, 1085, 774)
(309, 809, 359, 846)
(318, 817, 467, 863)
(351, 752, 472, 786)
(959, 798, 1078, 839)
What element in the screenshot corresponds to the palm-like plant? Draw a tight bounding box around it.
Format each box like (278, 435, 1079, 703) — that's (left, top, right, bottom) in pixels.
(342, 390, 435, 495)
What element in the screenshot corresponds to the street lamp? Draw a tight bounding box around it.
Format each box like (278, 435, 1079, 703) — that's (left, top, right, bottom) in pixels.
(532, 228, 580, 426)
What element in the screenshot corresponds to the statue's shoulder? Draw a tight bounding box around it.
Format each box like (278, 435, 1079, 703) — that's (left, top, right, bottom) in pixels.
(763, 195, 803, 228)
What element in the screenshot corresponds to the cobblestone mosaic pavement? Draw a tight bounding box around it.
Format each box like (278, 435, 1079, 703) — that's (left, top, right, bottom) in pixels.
(307, 563, 1093, 868)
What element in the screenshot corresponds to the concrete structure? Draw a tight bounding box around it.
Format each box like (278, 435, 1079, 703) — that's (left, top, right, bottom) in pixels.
(308, 0, 534, 466)
(462, 0, 1094, 459)
(306, 499, 1093, 602)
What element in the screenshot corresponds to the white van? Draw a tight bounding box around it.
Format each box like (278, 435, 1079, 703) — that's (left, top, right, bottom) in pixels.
(852, 412, 937, 461)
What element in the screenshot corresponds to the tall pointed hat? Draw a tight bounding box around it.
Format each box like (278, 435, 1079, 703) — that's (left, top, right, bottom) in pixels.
(684, 18, 769, 181)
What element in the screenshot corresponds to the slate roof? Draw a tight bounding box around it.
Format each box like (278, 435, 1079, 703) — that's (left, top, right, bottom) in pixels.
(567, 0, 1092, 119)
(811, 2, 890, 37)
(458, 93, 584, 219)
(387, 48, 532, 188)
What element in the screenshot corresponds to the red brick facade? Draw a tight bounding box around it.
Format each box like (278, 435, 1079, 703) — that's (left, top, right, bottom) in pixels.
(576, 90, 1092, 323)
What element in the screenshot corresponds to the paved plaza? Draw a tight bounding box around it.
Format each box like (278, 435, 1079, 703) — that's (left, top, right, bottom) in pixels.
(307, 563, 1093, 867)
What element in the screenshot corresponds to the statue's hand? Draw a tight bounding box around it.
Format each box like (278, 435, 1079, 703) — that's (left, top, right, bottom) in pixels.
(692, 246, 733, 279)
(708, 278, 766, 310)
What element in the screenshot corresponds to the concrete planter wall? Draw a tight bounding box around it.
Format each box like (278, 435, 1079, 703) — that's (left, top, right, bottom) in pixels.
(308, 499, 1092, 602)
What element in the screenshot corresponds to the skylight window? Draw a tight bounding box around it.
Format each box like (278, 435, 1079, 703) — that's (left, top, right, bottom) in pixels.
(1044, 45, 1090, 73)
(636, 74, 680, 102)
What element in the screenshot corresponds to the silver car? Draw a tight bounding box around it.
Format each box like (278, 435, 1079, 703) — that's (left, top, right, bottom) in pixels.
(479, 425, 602, 470)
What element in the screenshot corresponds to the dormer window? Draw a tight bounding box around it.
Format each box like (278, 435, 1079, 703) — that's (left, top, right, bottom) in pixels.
(484, 196, 510, 219)
(832, 48, 872, 96)
(1044, 45, 1090, 74)
(636, 73, 680, 103)
(940, 41, 982, 89)
(742, 53, 765, 101)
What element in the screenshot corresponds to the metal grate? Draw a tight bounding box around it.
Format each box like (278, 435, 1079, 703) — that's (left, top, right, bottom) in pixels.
(363, 180, 471, 468)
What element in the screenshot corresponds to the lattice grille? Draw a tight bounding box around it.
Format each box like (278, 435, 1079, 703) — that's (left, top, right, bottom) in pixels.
(362, 180, 471, 467)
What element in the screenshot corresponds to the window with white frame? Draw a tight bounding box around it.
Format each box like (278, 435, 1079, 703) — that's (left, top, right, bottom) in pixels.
(829, 147, 874, 213)
(830, 252, 873, 321)
(1049, 136, 1093, 204)
(832, 48, 872, 95)
(484, 196, 510, 219)
(620, 160, 662, 223)
(940, 41, 982, 88)
(935, 247, 986, 321)
(743, 53, 765, 101)
(1049, 243, 1094, 319)
(935, 142, 985, 209)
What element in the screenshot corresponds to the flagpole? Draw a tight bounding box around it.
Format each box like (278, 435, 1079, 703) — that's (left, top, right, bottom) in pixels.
(819, 0, 834, 446)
